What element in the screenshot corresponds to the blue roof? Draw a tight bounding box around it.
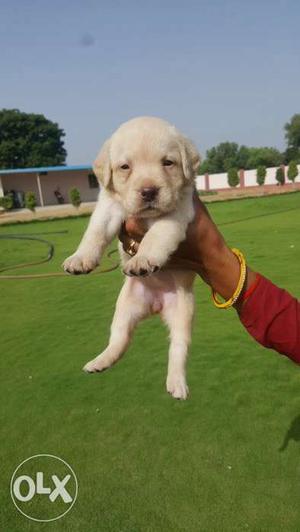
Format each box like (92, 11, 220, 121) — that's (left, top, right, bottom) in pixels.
(0, 164, 92, 175)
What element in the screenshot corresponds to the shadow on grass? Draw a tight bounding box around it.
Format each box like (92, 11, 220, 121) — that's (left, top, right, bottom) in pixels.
(279, 414, 300, 451)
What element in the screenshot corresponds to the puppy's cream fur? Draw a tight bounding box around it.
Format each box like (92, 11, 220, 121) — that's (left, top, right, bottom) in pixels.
(63, 117, 200, 399)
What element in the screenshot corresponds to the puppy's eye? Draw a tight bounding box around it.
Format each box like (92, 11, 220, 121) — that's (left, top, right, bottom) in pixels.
(163, 159, 174, 167)
(120, 164, 130, 170)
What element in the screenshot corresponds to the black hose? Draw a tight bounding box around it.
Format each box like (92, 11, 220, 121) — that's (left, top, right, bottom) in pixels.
(0, 234, 55, 273)
(0, 231, 119, 279)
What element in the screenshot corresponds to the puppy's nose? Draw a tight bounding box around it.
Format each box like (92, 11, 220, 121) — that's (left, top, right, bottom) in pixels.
(140, 187, 159, 202)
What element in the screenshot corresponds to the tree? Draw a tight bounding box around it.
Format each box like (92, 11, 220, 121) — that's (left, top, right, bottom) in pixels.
(246, 147, 282, 169)
(199, 142, 240, 174)
(236, 145, 250, 170)
(199, 142, 283, 174)
(25, 191, 37, 211)
(287, 160, 299, 183)
(256, 165, 266, 186)
(284, 146, 300, 164)
(0, 109, 67, 169)
(285, 114, 300, 157)
(0, 194, 13, 210)
(69, 188, 81, 207)
(275, 167, 285, 186)
(227, 167, 239, 187)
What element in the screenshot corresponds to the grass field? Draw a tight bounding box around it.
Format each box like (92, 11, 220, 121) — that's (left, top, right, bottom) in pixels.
(1, 192, 300, 531)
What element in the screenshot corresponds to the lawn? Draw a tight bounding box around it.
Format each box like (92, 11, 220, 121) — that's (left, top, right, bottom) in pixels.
(1, 192, 300, 532)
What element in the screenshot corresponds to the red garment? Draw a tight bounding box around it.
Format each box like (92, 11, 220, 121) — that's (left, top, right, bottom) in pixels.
(239, 274, 300, 362)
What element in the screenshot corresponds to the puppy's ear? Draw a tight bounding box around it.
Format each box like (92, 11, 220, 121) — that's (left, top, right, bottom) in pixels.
(93, 139, 113, 189)
(179, 137, 201, 181)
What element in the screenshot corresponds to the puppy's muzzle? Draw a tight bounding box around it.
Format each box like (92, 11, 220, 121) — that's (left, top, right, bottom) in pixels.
(140, 187, 159, 203)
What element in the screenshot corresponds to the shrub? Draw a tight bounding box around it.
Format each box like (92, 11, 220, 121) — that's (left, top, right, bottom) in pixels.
(0, 194, 13, 210)
(287, 160, 298, 183)
(69, 187, 81, 208)
(25, 191, 37, 211)
(275, 167, 285, 186)
(256, 165, 266, 186)
(227, 167, 240, 187)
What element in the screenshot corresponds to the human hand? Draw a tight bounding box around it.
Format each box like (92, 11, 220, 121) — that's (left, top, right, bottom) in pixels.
(119, 193, 255, 308)
(120, 193, 228, 277)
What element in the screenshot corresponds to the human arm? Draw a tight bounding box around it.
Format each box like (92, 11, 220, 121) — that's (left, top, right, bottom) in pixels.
(120, 194, 300, 361)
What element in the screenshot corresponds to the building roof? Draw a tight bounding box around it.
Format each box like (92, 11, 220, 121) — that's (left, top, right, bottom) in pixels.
(0, 164, 92, 175)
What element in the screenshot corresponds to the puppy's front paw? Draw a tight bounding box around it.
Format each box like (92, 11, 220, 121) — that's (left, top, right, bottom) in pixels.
(166, 374, 189, 400)
(63, 252, 99, 275)
(123, 255, 160, 277)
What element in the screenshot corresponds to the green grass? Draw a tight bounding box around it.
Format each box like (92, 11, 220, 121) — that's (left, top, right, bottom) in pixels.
(1, 192, 300, 532)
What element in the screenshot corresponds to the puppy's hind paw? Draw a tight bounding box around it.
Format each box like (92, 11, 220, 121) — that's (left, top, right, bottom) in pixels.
(166, 374, 189, 400)
(83, 354, 112, 373)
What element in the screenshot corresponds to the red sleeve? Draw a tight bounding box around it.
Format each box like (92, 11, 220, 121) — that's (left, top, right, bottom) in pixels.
(239, 274, 300, 362)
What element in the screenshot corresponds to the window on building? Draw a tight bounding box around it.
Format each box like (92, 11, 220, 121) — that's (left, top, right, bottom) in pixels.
(88, 173, 99, 189)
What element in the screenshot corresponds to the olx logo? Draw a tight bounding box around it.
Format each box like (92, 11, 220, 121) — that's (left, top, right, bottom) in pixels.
(10, 454, 78, 522)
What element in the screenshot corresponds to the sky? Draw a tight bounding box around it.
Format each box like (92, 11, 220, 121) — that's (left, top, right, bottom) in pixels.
(0, 0, 300, 165)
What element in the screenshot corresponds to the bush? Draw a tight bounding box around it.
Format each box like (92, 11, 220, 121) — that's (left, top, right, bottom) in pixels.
(256, 165, 266, 186)
(25, 191, 37, 211)
(227, 167, 240, 187)
(0, 194, 13, 210)
(69, 187, 81, 208)
(287, 160, 298, 183)
(275, 167, 285, 186)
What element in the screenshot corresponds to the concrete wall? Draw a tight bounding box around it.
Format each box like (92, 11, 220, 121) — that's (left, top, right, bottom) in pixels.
(196, 171, 229, 190)
(1, 169, 99, 206)
(195, 174, 206, 190)
(40, 170, 99, 205)
(196, 164, 300, 191)
(2, 173, 41, 203)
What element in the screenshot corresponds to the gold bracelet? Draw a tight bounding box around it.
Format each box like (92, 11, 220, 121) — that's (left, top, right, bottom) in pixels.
(212, 248, 247, 309)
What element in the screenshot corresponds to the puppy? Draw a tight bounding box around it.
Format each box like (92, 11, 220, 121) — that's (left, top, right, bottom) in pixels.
(63, 117, 200, 399)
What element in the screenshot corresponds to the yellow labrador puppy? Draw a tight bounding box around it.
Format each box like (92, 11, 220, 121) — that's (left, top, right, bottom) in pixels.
(63, 117, 200, 399)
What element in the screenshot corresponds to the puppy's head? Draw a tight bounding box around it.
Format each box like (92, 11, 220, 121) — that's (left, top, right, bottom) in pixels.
(93, 116, 200, 217)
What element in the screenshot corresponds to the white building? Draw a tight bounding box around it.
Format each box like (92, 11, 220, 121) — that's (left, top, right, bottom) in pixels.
(0, 164, 98, 207)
